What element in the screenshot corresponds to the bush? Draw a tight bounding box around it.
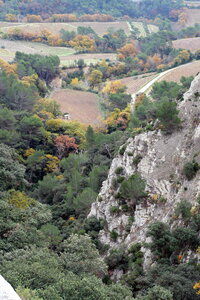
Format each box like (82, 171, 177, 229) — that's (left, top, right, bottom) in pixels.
(183, 161, 199, 180)
(105, 248, 129, 271)
(175, 200, 192, 220)
(110, 230, 119, 242)
(119, 173, 146, 208)
(119, 145, 126, 155)
(117, 176, 125, 183)
(110, 206, 121, 214)
(155, 100, 181, 133)
(115, 167, 124, 175)
(133, 155, 142, 166)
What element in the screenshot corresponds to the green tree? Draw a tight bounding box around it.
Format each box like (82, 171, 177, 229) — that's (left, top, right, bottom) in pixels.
(0, 143, 26, 191)
(0, 247, 63, 290)
(40, 224, 62, 248)
(108, 93, 131, 111)
(155, 100, 181, 132)
(38, 273, 134, 300)
(0, 71, 37, 111)
(86, 125, 95, 149)
(15, 52, 60, 83)
(35, 174, 66, 204)
(119, 173, 146, 208)
(136, 285, 173, 300)
(151, 81, 181, 102)
(60, 234, 107, 276)
(0, 108, 16, 130)
(146, 222, 174, 259)
(88, 70, 103, 88)
(147, 264, 200, 300)
(73, 187, 97, 216)
(19, 116, 43, 148)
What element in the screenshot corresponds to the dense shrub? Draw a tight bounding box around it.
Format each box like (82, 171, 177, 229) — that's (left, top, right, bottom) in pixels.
(183, 161, 199, 180)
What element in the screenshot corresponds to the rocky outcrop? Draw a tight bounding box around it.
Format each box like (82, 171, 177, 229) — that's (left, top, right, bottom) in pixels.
(89, 73, 200, 270)
(0, 276, 21, 300)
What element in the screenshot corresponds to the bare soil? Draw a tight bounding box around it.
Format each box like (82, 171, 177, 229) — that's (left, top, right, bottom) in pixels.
(173, 37, 200, 53)
(51, 89, 103, 127)
(1, 21, 130, 36)
(120, 73, 156, 94)
(158, 60, 200, 83)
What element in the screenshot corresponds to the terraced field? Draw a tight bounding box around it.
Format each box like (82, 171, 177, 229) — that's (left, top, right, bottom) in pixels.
(0, 21, 131, 37)
(131, 21, 158, 37)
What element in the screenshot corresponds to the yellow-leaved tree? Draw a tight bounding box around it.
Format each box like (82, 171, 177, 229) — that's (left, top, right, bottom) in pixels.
(118, 43, 137, 60)
(0, 59, 16, 74)
(8, 190, 35, 209)
(102, 80, 126, 95)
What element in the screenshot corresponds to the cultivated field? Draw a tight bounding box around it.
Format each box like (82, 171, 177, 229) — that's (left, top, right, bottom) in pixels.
(61, 53, 117, 67)
(0, 38, 74, 61)
(172, 37, 200, 53)
(158, 60, 200, 83)
(185, 1, 200, 7)
(120, 73, 157, 94)
(148, 24, 159, 34)
(184, 8, 200, 26)
(0, 21, 131, 37)
(0, 38, 116, 66)
(131, 21, 158, 37)
(51, 89, 103, 126)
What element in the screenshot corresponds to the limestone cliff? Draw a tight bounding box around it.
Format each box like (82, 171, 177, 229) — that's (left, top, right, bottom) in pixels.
(0, 275, 21, 300)
(89, 73, 200, 272)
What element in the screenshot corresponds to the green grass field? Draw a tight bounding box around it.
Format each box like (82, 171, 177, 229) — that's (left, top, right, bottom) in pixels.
(0, 38, 75, 61)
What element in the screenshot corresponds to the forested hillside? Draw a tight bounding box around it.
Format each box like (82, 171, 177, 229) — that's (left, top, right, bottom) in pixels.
(0, 0, 200, 299)
(0, 0, 183, 19)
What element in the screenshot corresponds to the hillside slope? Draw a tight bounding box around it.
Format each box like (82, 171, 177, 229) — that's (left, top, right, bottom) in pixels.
(89, 73, 200, 273)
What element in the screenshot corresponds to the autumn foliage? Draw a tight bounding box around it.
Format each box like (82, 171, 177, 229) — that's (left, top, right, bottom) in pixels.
(26, 14, 43, 22)
(0, 59, 17, 74)
(118, 43, 138, 60)
(102, 80, 126, 94)
(54, 135, 78, 158)
(69, 35, 96, 53)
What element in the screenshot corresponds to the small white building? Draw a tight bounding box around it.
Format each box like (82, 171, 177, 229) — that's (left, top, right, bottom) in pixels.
(63, 112, 71, 120)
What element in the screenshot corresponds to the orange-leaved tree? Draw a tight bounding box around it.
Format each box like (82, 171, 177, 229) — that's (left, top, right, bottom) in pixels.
(118, 43, 137, 60)
(54, 135, 78, 159)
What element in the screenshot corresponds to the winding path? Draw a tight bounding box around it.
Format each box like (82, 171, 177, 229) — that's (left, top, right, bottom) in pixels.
(131, 60, 200, 108)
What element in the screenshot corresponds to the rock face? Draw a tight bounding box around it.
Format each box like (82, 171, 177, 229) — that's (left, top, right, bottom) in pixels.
(0, 275, 21, 300)
(89, 73, 200, 271)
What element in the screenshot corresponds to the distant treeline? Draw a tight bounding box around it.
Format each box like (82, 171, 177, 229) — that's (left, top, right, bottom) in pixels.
(0, 0, 183, 20)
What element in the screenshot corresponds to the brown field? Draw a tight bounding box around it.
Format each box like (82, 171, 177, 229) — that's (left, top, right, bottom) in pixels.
(73, 21, 130, 36)
(172, 8, 200, 31)
(172, 37, 200, 53)
(185, 8, 200, 26)
(185, 1, 200, 8)
(158, 60, 200, 83)
(0, 21, 130, 36)
(120, 73, 156, 94)
(51, 89, 103, 126)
